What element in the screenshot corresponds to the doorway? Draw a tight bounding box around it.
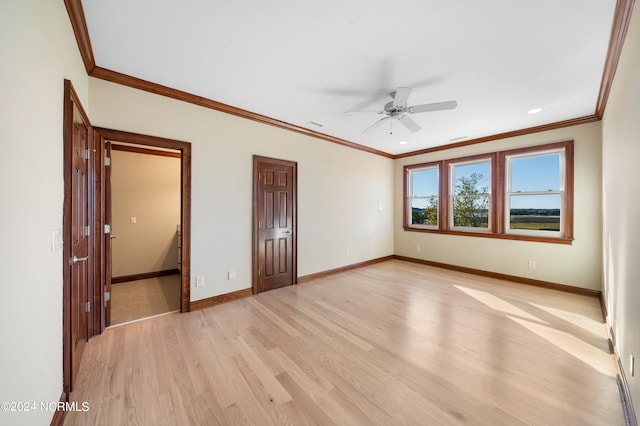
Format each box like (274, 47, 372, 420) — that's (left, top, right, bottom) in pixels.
(62, 81, 192, 397)
(107, 143, 182, 325)
(252, 156, 297, 294)
(97, 127, 192, 325)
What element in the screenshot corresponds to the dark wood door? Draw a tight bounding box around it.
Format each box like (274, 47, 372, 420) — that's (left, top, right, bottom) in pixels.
(253, 156, 297, 293)
(64, 80, 92, 394)
(104, 141, 112, 326)
(71, 116, 90, 382)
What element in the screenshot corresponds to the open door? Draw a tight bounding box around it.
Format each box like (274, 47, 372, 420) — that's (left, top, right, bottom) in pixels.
(103, 141, 113, 326)
(253, 156, 297, 294)
(63, 80, 93, 395)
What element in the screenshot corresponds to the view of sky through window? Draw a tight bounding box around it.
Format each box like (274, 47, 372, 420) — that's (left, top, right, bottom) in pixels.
(411, 154, 561, 210)
(411, 167, 438, 196)
(452, 162, 490, 195)
(510, 154, 560, 192)
(510, 153, 561, 210)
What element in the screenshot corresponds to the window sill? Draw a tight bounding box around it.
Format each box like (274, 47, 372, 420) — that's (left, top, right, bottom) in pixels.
(403, 226, 574, 245)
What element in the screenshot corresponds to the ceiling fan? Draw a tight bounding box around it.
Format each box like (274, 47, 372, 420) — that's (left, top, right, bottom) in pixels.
(347, 87, 457, 134)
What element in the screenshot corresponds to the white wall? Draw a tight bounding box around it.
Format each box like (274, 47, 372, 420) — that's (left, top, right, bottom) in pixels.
(111, 150, 181, 277)
(394, 121, 603, 290)
(602, 2, 640, 411)
(0, 1, 89, 425)
(88, 78, 395, 301)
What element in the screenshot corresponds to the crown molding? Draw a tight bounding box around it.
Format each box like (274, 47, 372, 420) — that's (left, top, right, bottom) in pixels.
(596, 0, 636, 118)
(90, 66, 394, 158)
(394, 115, 599, 159)
(63, 0, 95, 73)
(64, 0, 632, 159)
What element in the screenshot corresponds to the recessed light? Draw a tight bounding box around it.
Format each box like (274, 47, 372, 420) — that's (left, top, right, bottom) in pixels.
(450, 136, 468, 142)
(527, 108, 543, 114)
(399, 141, 408, 145)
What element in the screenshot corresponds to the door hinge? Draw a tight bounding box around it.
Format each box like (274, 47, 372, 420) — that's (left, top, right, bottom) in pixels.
(104, 291, 111, 302)
(104, 224, 111, 234)
(104, 156, 111, 166)
(85, 225, 91, 236)
(86, 301, 91, 312)
(85, 149, 91, 160)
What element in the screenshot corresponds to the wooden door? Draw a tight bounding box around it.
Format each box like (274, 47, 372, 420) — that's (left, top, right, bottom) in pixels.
(104, 141, 113, 326)
(63, 80, 92, 394)
(253, 156, 297, 293)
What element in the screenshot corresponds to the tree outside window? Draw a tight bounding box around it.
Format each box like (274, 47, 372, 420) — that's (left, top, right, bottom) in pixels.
(402, 140, 572, 243)
(451, 162, 491, 229)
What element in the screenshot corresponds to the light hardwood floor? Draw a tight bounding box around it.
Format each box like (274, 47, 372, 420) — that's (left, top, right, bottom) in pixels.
(65, 260, 625, 425)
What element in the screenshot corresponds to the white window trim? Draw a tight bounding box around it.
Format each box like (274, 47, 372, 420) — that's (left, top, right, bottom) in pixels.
(449, 158, 492, 232)
(504, 148, 565, 237)
(407, 166, 439, 229)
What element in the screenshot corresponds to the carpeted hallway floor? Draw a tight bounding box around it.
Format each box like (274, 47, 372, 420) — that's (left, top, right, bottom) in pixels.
(110, 274, 180, 325)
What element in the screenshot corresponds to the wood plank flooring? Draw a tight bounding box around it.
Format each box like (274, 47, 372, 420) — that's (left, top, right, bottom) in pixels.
(64, 260, 625, 425)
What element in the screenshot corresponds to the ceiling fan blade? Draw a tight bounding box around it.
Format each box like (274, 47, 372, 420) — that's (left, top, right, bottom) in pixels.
(392, 87, 412, 107)
(345, 109, 385, 114)
(408, 100, 457, 114)
(398, 115, 422, 133)
(362, 116, 390, 134)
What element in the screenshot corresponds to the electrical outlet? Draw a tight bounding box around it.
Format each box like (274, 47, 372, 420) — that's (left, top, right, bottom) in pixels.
(415, 245, 421, 252)
(196, 276, 205, 287)
(528, 260, 536, 269)
(228, 271, 236, 281)
(130, 216, 137, 224)
(631, 354, 635, 377)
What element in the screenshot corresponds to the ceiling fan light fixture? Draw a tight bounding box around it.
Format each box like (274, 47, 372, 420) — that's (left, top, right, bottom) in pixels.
(527, 107, 543, 115)
(349, 86, 457, 135)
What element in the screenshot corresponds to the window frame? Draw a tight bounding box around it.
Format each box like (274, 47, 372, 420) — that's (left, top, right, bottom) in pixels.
(448, 156, 494, 233)
(404, 162, 441, 229)
(403, 140, 574, 244)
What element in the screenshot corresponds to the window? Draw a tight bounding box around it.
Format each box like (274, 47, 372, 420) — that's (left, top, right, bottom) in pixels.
(406, 164, 439, 227)
(506, 150, 564, 236)
(450, 159, 491, 230)
(403, 140, 573, 244)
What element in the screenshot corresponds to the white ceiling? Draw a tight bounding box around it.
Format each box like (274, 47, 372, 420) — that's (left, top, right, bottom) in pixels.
(81, 0, 616, 155)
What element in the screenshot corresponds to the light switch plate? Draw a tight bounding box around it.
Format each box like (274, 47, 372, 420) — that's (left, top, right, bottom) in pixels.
(51, 228, 63, 252)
